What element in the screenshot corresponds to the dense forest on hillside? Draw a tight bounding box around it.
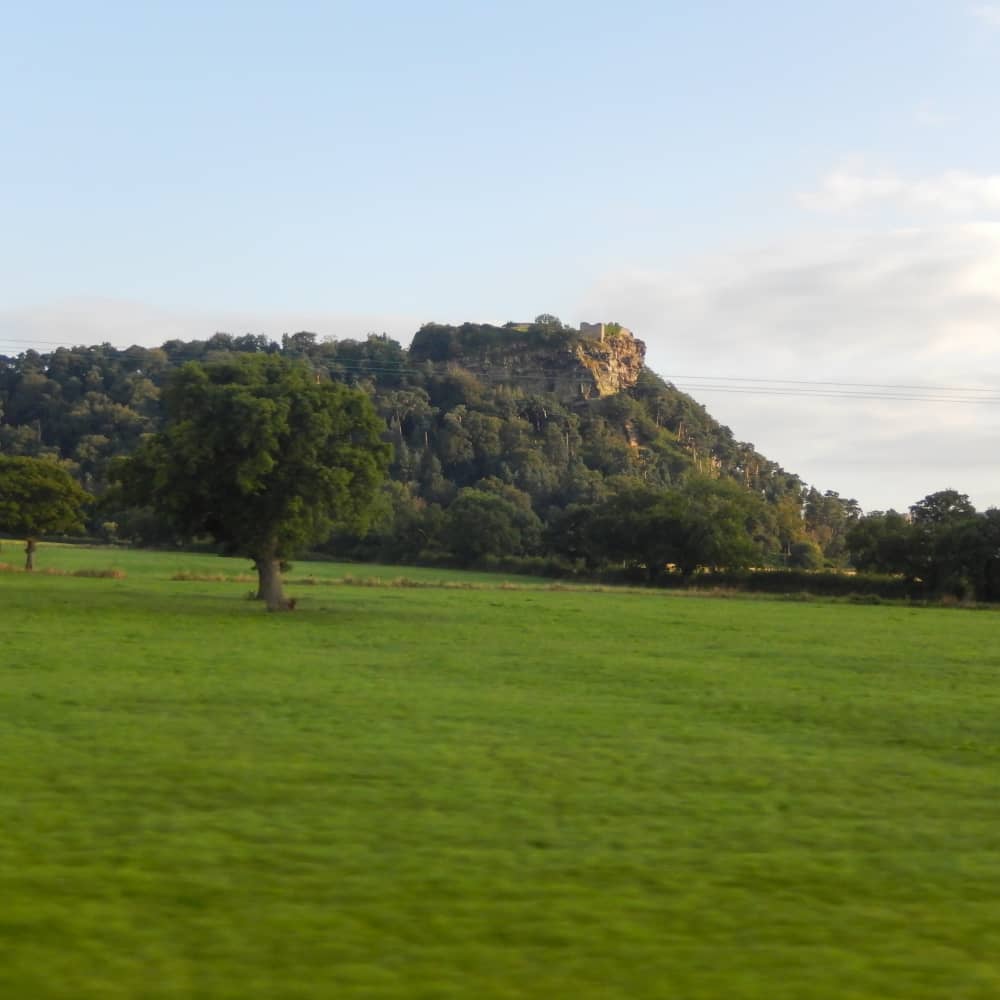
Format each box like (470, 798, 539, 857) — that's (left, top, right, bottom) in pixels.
(0, 318, 863, 571)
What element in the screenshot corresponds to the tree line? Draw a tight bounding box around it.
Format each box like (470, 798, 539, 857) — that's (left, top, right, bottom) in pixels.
(847, 490, 1000, 602)
(5, 319, 989, 601)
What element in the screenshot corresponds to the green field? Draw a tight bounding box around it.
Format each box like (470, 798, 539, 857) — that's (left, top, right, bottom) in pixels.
(2, 545, 1000, 999)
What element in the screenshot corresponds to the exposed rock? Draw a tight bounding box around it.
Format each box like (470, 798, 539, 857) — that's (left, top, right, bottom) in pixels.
(574, 328, 646, 398)
(409, 321, 646, 401)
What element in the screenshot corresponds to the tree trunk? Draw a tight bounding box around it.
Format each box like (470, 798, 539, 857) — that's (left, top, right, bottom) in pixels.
(24, 538, 36, 572)
(256, 556, 292, 611)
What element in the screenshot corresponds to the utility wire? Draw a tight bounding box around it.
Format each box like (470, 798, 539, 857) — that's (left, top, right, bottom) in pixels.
(3, 337, 1000, 404)
(661, 373, 1000, 394)
(668, 383, 1000, 405)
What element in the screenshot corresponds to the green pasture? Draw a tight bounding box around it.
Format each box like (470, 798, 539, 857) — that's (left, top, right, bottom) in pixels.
(2, 545, 1000, 999)
(0, 541, 539, 587)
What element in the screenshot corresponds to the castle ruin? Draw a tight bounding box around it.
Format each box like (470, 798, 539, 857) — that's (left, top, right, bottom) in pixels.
(579, 321, 631, 343)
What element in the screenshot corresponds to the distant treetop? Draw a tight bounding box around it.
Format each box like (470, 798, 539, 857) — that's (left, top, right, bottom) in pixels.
(410, 321, 581, 363)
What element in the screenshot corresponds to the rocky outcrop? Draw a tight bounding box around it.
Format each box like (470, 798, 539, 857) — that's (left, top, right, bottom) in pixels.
(574, 329, 646, 398)
(409, 321, 646, 401)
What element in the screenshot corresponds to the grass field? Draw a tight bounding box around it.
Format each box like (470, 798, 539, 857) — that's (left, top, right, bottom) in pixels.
(2, 543, 1000, 998)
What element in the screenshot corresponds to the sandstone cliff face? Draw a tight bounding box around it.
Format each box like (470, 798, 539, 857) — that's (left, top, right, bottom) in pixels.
(574, 330, 646, 398)
(411, 325, 646, 401)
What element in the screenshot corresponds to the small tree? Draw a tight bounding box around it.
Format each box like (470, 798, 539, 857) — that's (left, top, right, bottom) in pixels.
(787, 539, 824, 570)
(533, 313, 564, 329)
(0, 456, 92, 570)
(114, 355, 391, 610)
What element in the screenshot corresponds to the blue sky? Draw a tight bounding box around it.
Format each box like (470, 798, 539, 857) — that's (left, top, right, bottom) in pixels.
(3, 1, 1000, 509)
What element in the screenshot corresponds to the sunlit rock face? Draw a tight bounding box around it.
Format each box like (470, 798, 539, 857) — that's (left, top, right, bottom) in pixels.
(409, 321, 646, 401)
(574, 326, 646, 398)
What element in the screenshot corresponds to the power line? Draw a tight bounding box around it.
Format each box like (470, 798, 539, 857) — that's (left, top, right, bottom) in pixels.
(662, 373, 1000, 394)
(4, 336, 1000, 404)
(668, 383, 1000, 405)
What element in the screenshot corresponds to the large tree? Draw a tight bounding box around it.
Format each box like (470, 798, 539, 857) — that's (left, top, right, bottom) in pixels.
(0, 456, 92, 569)
(114, 355, 390, 610)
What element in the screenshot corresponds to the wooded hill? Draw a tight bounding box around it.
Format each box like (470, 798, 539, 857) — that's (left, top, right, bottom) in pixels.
(0, 317, 860, 569)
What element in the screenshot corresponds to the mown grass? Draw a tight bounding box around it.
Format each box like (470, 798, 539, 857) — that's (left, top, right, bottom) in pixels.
(2, 545, 1000, 998)
(0, 541, 555, 587)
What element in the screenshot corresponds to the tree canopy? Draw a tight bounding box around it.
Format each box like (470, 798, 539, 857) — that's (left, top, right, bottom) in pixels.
(0, 455, 92, 569)
(547, 477, 764, 579)
(114, 355, 390, 609)
(846, 490, 1000, 601)
(0, 327, 852, 575)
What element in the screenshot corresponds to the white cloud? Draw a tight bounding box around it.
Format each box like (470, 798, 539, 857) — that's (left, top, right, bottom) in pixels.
(578, 224, 1000, 511)
(971, 4, 1000, 27)
(798, 165, 1000, 215)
